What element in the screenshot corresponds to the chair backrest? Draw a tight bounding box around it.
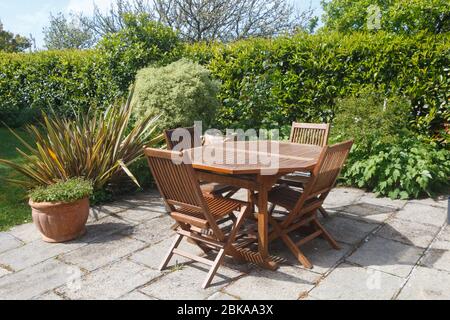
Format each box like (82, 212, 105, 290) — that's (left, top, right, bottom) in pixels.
(165, 127, 202, 151)
(144, 148, 224, 238)
(309, 140, 354, 196)
(289, 122, 330, 147)
(145, 148, 204, 209)
(287, 140, 353, 222)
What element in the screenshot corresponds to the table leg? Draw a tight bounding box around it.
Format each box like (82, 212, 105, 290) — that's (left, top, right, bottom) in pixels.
(257, 175, 278, 271)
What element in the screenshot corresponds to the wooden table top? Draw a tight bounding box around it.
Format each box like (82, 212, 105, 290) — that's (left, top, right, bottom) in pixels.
(188, 141, 322, 175)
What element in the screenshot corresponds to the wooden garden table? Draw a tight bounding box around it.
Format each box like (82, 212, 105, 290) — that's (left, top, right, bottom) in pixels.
(188, 141, 322, 270)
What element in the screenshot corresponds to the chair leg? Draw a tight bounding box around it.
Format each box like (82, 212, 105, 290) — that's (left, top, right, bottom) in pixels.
(202, 249, 226, 289)
(159, 234, 183, 271)
(318, 206, 329, 218)
(312, 218, 340, 250)
(281, 234, 313, 269)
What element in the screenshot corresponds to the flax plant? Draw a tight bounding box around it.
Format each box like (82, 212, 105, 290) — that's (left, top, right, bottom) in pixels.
(0, 92, 162, 191)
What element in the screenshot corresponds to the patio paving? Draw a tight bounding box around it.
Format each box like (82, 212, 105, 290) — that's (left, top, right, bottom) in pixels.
(0, 188, 448, 300)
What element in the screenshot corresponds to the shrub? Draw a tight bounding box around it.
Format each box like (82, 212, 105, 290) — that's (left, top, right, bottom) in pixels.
(0, 15, 181, 127)
(0, 92, 163, 191)
(97, 13, 182, 95)
(0, 50, 119, 127)
(29, 178, 93, 203)
(185, 32, 450, 137)
(132, 58, 220, 130)
(342, 138, 450, 199)
(332, 88, 413, 150)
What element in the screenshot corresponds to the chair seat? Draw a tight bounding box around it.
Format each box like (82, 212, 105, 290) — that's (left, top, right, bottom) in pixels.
(266, 186, 322, 213)
(278, 171, 310, 187)
(172, 196, 242, 229)
(200, 182, 236, 195)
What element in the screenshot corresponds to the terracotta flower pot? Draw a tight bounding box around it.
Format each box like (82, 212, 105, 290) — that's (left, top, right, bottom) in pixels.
(29, 198, 90, 243)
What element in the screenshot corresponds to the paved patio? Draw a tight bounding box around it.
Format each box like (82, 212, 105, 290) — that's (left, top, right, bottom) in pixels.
(0, 188, 448, 300)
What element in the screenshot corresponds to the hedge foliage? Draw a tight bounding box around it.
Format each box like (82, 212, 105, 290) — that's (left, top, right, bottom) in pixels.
(0, 17, 180, 127)
(0, 50, 118, 126)
(185, 31, 450, 135)
(1, 30, 449, 137)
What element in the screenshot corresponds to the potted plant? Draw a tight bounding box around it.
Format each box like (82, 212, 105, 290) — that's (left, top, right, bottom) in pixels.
(28, 178, 93, 243)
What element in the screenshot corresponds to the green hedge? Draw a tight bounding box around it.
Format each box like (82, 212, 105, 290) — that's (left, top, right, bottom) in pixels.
(0, 50, 118, 126)
(0, 17, 180, 127)
(185, 31, 450, 135)
(1, 31, 449, 135)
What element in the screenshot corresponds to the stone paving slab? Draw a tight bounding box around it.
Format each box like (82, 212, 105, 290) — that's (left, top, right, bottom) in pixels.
(130, 236, 204, 270)
(207, 292, 239, 300)
(270, 237, 352, 275)
(33, 290, 64, 300)
(421, 248, 450, 273)
(357, 193, 407, 210)
(0, 259, 75, 300)
(141, 263, 243, 300)
(394, 203, 447, 227)
(0, 267, 11, 278)
(322, 188, 364, 210)
(127, 216, 174, 244)
(56, 260, 161, 300)
(346, 236, 424, 278)
(397, 267, 450, 300)
(338, 202, 396, 224)
(0, 238, 85, 272)
(59, 234, 147, 272)
(323, 215, 379, 245)
(115, 207, 166, 223)
(377, 218, 441, 249)
(0, 233, 23, 254)
(7, 223, 41, 243)
(223, 265, 320, 300)
(119, 290, 157, 300)
(0, 188, 448, 300)
(409, 197, 448, 209)
(308, 263, 404, 300)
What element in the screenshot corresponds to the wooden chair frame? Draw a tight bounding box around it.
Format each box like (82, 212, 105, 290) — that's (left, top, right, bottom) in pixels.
(164, 126, 239, 199)
(289, 122, 330, 147)
(265, 140, 353, 269)
(280, 122, 332, 217)
(145, 148, 251, 288)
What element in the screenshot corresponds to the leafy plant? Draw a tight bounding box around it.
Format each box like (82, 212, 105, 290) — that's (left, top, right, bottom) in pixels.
(29, 178, 93, 203)
(97, 13, 181, 95)
(331, 88, 413, 150)
(0, 91, 163, 191)
(132, 58, 220, 130)
(342, 138, 450, 199)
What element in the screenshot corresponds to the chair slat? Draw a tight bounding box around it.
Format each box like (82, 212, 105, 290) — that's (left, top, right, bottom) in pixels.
(289, 122, 330, 147)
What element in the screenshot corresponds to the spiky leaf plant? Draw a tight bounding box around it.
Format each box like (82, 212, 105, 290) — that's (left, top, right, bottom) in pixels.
(0, 92, 162, 191)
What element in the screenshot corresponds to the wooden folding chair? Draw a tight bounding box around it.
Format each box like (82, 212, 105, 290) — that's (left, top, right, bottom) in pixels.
(290, 122, 330, 147)
(279, 122, 331, 216)
(261, 140, 353, 269)
(164, 127, 239, 198)
(144, 148, 252, 289)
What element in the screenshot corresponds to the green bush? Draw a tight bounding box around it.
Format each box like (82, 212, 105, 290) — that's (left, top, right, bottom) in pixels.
(132, 58, 220, 130)
(0, 15, 181, 127)
(332, 88, 413, 150)
(29, 178, 93, 203)
(185, 32, 450, 138)
(342, 138, 450, 199)
(0, 50, 119, 127)
(97, 14, 182, 95)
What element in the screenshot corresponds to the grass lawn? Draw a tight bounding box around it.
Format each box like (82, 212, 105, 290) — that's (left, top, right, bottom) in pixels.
(0, 127, 33, 231)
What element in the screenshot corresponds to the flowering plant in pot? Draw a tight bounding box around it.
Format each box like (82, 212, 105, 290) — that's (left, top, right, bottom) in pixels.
(29, 178, 93, 243)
